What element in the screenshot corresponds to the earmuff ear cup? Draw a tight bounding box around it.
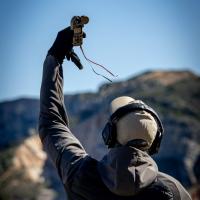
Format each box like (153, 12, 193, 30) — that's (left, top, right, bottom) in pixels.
(102, 122, 112, 146)
(102, 122, 117, 148)
(148, 131, 163, 155)
(102, 102, 164, 153)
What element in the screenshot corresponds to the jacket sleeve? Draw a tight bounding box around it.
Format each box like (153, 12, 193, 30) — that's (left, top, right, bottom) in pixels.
(39, 55, 87, 185)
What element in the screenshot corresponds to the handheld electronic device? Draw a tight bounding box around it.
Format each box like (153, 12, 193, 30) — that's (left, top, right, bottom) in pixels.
(71, 16, 89, 46)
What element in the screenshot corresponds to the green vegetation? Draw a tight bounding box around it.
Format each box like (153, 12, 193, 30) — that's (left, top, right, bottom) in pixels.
(0, 148, 15, 175)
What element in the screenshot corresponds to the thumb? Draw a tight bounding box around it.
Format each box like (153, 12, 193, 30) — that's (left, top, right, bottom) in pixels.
(83, 32, 86, 38)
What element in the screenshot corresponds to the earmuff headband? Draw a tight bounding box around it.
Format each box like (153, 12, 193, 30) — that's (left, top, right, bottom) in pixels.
(110, 103, 163, 134)
(102, 102, 164, 154)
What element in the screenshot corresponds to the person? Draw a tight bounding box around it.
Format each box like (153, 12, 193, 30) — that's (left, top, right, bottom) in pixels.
(39, 27, 192, 200)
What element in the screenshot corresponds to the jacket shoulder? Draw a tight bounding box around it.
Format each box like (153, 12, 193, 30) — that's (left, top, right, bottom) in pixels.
(157, 172, 192, 200)
(67, 156, 113, 199)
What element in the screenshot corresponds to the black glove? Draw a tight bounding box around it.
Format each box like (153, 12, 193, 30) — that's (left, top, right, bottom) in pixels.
(48, 27, 74, 64)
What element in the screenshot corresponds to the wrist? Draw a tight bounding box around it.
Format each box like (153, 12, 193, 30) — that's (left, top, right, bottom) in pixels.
(47, 48, 65, 65)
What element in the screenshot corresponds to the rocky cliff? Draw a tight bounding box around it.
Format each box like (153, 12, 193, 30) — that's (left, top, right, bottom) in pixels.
(0, 134, 56, 200)
(0, 70, 200, 199)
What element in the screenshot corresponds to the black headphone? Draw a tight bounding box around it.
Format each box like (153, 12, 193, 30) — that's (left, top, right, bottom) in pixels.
(102, 102, 164, 155)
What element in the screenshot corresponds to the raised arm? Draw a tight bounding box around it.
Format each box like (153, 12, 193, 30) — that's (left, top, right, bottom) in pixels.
(39, 27, 87, 185)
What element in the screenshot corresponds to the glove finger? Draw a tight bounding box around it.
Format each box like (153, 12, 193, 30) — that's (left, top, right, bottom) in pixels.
(70, 51, 83, 69)
(58, 27, 72, 35)
(66, 51, 71, 60)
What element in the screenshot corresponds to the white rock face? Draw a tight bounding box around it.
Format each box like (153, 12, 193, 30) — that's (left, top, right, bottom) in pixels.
(12, 134, 47, 183)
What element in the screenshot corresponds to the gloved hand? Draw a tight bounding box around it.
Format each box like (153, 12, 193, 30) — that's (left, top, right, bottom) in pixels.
(48, 27, 74, 64)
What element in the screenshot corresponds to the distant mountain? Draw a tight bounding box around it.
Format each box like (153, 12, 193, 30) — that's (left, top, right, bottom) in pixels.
(0, 70, 200, 199)
(0, 98, 39, 149)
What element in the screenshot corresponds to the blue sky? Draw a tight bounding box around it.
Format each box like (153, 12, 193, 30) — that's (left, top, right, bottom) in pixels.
(0, 0, 200, 102)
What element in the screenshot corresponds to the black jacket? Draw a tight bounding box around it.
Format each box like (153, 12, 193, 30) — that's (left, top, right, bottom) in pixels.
(39, 55, 191, 200)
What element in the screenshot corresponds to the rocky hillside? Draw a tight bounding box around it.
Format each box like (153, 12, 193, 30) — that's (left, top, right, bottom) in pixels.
(0, 70, 200, 199)
(0, 134, 56, 200)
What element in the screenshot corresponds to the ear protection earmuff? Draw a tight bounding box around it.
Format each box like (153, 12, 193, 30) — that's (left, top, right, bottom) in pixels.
(102, 102, 164, 155)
